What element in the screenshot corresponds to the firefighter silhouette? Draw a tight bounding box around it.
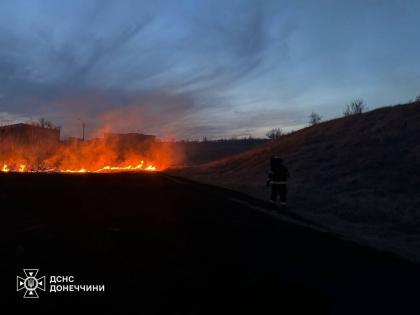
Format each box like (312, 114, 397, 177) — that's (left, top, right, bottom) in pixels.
(267, 156, 290, 207)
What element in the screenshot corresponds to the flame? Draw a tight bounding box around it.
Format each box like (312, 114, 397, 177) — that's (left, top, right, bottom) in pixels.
(61, 168, 87, 173)
(1, 162, 157, 174)
(2, 163, 9, 173)
(60, 161, 157, 173)
(0, 125, 182, 174)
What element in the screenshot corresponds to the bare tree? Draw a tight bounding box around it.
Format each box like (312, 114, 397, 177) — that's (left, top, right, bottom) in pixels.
(343, 99, 367, 116)
(415, 95, 420, 102)
(39, 118, 46, 128)
(28, 118, 57, 129)
(43, 119, 54, 129)
(266, 128, 283, 140)
(309, 112, 322, 126)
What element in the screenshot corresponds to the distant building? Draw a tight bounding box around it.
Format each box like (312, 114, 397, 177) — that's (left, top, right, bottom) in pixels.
(0, 123, 60, 144)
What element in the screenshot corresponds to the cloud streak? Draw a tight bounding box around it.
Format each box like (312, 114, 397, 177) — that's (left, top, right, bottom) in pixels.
(0, 0, 419, 139)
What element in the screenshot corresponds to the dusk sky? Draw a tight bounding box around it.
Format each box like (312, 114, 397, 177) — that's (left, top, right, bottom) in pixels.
(0, 0, 419, 139)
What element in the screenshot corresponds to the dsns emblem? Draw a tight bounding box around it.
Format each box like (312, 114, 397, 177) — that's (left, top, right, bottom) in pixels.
(17, 269, 46, 298)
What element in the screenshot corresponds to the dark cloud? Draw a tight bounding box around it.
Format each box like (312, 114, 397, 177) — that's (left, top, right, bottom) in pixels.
(0, 0, 278, 139)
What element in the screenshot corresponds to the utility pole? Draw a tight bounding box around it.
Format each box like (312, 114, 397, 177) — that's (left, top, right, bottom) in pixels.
(77, 118, 85, 141)
(82, 122, 85, 141)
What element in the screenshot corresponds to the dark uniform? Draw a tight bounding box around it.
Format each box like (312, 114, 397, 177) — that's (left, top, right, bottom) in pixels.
(267, 157, 290, 206)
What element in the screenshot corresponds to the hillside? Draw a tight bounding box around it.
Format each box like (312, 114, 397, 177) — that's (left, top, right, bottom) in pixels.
(170, 101, 420, 261)
(173, 138, 268, 165)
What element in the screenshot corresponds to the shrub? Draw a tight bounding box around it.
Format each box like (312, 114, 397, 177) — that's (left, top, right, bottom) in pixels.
(343, 99, 367, 116)
(308, 111, 322, 125)
(266, 128, 283, 140)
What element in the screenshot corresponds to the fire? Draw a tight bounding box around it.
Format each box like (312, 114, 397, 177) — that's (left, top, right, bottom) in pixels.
(60, 161, 157, 173)
(2, 163, 9, 173)
(0, 123, 182, 173)
(61, 168, 87, 173)
(1, 162, 157, 173)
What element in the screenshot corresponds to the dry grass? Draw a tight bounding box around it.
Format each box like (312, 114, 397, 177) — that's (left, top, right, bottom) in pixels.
(170, 101, 420, 261)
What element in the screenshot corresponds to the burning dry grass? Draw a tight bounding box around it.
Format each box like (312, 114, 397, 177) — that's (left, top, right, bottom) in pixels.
(0, 134, 180, 173)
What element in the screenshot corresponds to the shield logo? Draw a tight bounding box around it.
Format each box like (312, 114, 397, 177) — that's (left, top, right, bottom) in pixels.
(17, 269, 46, 298)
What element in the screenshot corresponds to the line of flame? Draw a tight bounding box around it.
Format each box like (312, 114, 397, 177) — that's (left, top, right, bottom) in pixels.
(1, 162, 157, 173)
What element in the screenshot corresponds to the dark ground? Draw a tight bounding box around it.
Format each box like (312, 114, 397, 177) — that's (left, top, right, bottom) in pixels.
(1, 172, 419, 314)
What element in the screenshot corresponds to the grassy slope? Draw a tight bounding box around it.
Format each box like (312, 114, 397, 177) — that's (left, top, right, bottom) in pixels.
(170, 101, 420, 261)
